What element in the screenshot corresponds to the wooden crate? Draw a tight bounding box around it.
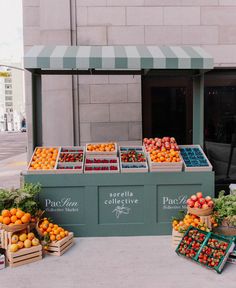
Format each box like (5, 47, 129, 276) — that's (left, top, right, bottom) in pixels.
(0, 230, 8, 250)
(7, 245, 42, 268)
(199, 215, 212, 230)
(148, 154, 183, 172)
(45, 232, 74, 256)
(172, 229, 184, 248)
(85, 142, 118, 156)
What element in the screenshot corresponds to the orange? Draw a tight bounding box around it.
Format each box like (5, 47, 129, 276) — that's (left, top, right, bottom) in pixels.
(50, 235, 56, 241)
(53, 229, 59, 235)
(60, 231, 65, 238)
(49, 223, 54, 228)
(0, 215, 3, 223)
(21, 215, 30, 224)
(46, 227, 52, 233)
(10, 215, 18, 223)
(2, 209, 11, 217)
(17, 241, 24, 249)
(10, 208, 17, 215)
(56, 235, 61, 241)
(64, 231, 69, 236)
(15, 219, 22, 225)
(3, 217, 11, 225)
(43, 231, 48, 236)
(16, 210, 25, 219)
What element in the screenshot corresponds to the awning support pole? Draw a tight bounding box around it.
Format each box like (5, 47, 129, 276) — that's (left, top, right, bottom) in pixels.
(193, 73, 204, 146)
(32, 71, 42, 149)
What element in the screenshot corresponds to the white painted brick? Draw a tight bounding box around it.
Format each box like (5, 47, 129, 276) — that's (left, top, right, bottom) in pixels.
(144, 0, 182, 5)
(110, 103, 141, 122)
(23, 27, 40, 45)
(107, 0, 144, 6)
(202, 7, 236, 25)
(77, 0, 106, 6)
(24, 0, 40, 7)
(91, 84, 127, 104)
(203, 45, 236, 66)
(80, 123, 91, 142)
(40, 0, 70, 30)
(108, 26, 144, 45)
(129, 122, 142, 140)
(42, 75, 72, 91)
(128, 84, 141, 103)
(219, 26, 236, 44)
(182, 26, 218, 45)
(40, 30, 71, 45)
(164, 7, 200, 25)
(91, 123, 129, 142)
(80, 104, 109, 122)
(145, 26, 181, 45)
(77, 26, 107, 45)
(79, 75, 109, 84)
(76, 7, 87, 26)
(88, 7, 125, 26)
(127, 7, 163, 25)
(109, 75, 141, 84)
(23, 7, 40, 27)
(79, 85, 90, 103)
(219, 0, 236, 5)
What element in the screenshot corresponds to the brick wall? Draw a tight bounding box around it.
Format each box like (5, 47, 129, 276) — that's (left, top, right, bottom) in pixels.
(24, 0, 236, 148)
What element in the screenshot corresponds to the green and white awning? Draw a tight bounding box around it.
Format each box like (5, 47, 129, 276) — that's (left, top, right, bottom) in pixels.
(24, 45, 214, 70)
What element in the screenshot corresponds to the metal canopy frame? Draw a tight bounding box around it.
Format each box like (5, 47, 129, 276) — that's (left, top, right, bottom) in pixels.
(28, 67, 206, 150)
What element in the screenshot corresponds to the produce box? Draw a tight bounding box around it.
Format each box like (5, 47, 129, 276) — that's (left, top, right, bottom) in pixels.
(44, 232, 74, 256)
(86, 142, 117, 156)
(176, 226, 235, 273)
(172, 229, 184, 248)
(119, 146, 148, 173)
(147, 153, 183, 172)
(27, 147, 60, 174)
(84, 155, 120, 174)
(56, 146, 85, 173)
(7, 245, 42, 268)
(180, 145, 212, 172)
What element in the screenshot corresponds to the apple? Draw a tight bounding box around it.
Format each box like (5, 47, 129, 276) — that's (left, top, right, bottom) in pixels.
(207, 200, 214, 208)
(199, 198, 206, 205)
(194, 201, 201, 208)
(187, 199, 194, 208)
(202, 203, 209, 209)
(190, 195, 197, 202)
(196, 192, 203, 199)
(205, 196, 212, 202)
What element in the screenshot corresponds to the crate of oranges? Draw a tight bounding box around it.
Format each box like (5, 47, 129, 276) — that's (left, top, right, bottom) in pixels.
(37, 218, 74, 256)
(0, 208, 31, 233)
(27, 147, 59, 173)
(86, 142, 117, 156)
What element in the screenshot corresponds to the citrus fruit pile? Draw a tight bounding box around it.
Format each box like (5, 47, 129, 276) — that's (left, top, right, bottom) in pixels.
(150, 149, 181, 163)
(87, 143, 116, 152)
(172, 214, 210, 233)
(9, 232, 40, 252)
(38, 218, 69, 242)
(29, 147, 59, 170)
(0, 209, 31, 226)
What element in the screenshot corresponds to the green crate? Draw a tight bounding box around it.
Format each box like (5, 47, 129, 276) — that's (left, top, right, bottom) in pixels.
(175, 226, 235, 274)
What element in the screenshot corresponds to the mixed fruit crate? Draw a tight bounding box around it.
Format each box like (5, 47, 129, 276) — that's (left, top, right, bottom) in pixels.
(176, 226, 235, 273)
(119, 146, 148, 173)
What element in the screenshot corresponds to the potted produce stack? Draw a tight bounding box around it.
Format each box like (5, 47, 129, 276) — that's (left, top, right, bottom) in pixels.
(84, 142, 120, 173)
(143, 137, 183, 172)
(119, 146, 148, 173)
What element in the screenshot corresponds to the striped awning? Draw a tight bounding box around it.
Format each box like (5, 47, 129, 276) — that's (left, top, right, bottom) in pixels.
(24, 45, 214, 70)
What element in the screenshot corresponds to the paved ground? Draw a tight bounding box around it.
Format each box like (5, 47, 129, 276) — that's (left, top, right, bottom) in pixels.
(0, 133, 235, 287)
(0, 132, 27, 161)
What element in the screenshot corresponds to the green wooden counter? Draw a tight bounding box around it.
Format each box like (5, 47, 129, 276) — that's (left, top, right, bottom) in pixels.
(22, 171, 215, 237)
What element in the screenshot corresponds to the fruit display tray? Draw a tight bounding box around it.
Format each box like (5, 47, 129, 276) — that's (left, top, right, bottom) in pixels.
(56, 146, 85, 174)
(85, 142, 118, 156)
(119, 146, 148, 173)
(84, 156, 120, 174)
(180, 145, 213, 172)
(27, 146, 60, 174)
(147, 153, 183, 172)
(44, 232, 74, 257)
(176, 226, 235, 273)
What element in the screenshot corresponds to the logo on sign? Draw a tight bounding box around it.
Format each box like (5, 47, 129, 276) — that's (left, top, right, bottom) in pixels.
(44, 198, 79, 212)
(112, 204, 131, 219)
(162, 195, 188, 210)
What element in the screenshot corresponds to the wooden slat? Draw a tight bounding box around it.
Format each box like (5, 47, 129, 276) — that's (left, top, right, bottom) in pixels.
(8, 255, 42, 268)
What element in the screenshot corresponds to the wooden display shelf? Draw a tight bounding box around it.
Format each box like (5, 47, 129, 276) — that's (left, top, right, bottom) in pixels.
(44, 232, 74, 256)
(7, 245, 42, 268)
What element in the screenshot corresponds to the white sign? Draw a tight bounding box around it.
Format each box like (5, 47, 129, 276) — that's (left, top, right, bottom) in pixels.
(44, 197, 79, 212)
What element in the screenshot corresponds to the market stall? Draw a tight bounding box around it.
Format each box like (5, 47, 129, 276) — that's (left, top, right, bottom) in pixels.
(23, 45, 215, 237)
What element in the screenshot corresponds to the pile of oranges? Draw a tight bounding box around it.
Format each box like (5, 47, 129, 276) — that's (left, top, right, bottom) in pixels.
(38, 218, 69, 242)
(87, 143, 116, 152)
(172, 214, 209, 233)
(0, 208, 31, 226)
(29, 147, 58, 170)
(10, 232, 40, 252)
(150, 149, 181, 163)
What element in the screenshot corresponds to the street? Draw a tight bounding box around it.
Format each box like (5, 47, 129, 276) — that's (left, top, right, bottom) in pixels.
(0, 132, 27, 161)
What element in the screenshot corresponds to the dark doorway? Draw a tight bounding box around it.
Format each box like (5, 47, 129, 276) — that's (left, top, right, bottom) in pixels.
(142, 73, 193, 144)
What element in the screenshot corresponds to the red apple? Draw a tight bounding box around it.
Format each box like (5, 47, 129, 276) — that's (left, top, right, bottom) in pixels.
(199, 198, 206, 205)
(196, 192, 203, 199)
(207, 201, 214, 208)
(202, 203, 209, 209)
(205, 196, 212, 202)
(187, 199, 194, 208)
(194, 201, 201, 208)
(191, 195, 197, 201)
